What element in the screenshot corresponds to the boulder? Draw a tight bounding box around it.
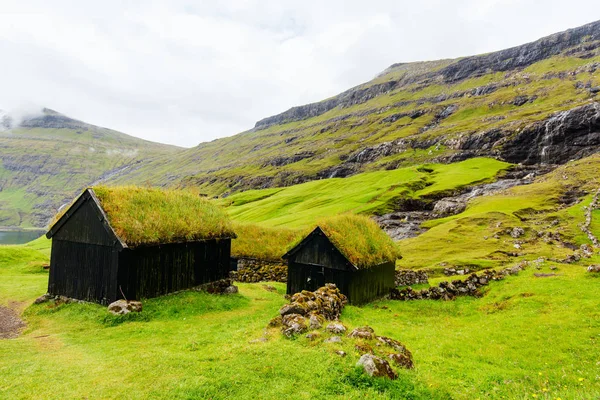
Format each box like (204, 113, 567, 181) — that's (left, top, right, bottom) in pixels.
(356, 354, 398, 380)
(34, 293, 52, 304)
(308, 314, 324, 330)
(324, 336, 342, 343)
(281, 314, 307, 337)
(348, 326, 375, 340)
(224, 285, 239, 294)
(108, 299, 142, 315)
(326, 322, 347, 334)
(510, 227, 525, 238)
(587, 265, 600, 273)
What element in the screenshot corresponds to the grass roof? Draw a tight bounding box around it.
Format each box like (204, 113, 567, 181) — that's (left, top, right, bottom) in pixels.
(92, 186, 235, 247)
(302, 214, 402, 268)
(231, 223, 303, 261)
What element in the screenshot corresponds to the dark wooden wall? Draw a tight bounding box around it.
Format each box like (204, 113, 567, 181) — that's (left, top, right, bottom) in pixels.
(287, 262, 352, 297)
(347, 262, 395, 305)
(48, 240, 119, 304)
(117, 239, 231, 300)
(292, 232, 351, 270)
(48, 196, 121, 304)
(287, 261, 394, 304)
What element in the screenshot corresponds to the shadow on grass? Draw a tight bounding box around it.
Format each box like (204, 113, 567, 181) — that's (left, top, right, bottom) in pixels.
(25, 290, 251, 327)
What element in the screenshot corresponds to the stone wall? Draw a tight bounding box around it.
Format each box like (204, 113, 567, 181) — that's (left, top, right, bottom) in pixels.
(395, 269, 429, 286)
(390, 263, 526, 301)
(230, 258, 287, 283)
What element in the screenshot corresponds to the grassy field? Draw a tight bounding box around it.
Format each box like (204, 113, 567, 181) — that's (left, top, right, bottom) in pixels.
(1, 240, 600, 399)
(221, 158, 509, 229)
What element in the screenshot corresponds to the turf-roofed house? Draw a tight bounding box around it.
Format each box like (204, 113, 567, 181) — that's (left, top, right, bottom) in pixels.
(283, 215, 401, 304)
(45, 186, 236, 304)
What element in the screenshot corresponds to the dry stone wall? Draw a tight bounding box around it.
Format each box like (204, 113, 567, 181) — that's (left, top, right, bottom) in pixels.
(230, 258, 287, 283)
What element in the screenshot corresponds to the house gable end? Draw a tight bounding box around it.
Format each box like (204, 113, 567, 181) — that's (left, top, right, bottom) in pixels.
(286, 228, 354, 271)
(47, 190, 123, 248)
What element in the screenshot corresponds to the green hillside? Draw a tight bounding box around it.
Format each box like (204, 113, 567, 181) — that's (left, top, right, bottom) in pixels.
(220, 158, 509, 228)
(113, 21, 600, 198)
(0, 109, 180, 228)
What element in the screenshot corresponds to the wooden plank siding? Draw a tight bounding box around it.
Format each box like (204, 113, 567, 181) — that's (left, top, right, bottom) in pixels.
(48, 240, 119, 304)
(285, 227, 395, 304)
(117, 240, 231, 300)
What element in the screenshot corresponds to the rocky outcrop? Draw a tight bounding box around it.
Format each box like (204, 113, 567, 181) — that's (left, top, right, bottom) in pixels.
(374, 166, 540, 240)
(254, 21, 600, 130)
(501, 103, 600, 164)
(440, 20, 600, 82)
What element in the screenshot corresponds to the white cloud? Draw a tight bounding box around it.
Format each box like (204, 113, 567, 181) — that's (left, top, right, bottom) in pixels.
(0, 0, 598, 147)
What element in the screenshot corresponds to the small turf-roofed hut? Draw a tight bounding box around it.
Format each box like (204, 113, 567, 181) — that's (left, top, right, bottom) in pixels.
(283, 215, 400, 304)
(46, 186, 236, 304)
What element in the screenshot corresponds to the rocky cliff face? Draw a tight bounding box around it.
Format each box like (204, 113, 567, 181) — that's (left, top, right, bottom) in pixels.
(501, 102, 600, 164)
(255, 20, 600, 130)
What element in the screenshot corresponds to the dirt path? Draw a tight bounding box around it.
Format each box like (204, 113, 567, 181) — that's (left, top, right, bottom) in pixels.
(0, 303, 25, 339)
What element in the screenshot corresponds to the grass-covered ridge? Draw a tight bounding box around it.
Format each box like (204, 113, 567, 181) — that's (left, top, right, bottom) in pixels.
(92, 186, 236, 247)
(311, 214, 402, 268)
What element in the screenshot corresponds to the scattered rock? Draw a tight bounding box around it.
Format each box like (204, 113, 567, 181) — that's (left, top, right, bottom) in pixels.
(335, 350, 347, 357)
(107, 299, 142, 315)
(224, 285, 238, 294)
(327, 323, 347, 334)
(433, 199, 466, 216)
(534, 273, 557, 278)
(34, 294, 52, 304)
(324, 336, 342, 343)
(268, 315, 282, 327)
(355, 343, 374, 354)
(510, 227, 525, 238)
(348, 326, 375, 340)
(281, 314, 308, 337)
(272, 284, 348, 337)
(587, 265, 600, 273)
(309, 314, 324, 330)
(197, 279, 239, 295)
(249, 337, 268, 344)
(356, 354, 398, 380)
(305, 332, 320, 340)
(262, 284, 277, 292)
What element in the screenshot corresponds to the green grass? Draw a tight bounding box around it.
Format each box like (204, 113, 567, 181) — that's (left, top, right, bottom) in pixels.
(231, 223, 303, 261)
(221, 158, 509, 229)
(399, 154, 600, 272)
(1, 242, 599, 398)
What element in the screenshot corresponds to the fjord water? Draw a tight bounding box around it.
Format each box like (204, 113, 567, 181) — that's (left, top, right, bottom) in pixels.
(0, 230, 44, 245)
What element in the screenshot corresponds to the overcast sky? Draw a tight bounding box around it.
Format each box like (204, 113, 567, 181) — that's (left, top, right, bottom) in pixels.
(0, 1, 599, 147)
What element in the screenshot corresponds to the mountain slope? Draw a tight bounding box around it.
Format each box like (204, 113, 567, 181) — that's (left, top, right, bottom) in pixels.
(114, 20, 600, 196)
(0, 109, 181, 227)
